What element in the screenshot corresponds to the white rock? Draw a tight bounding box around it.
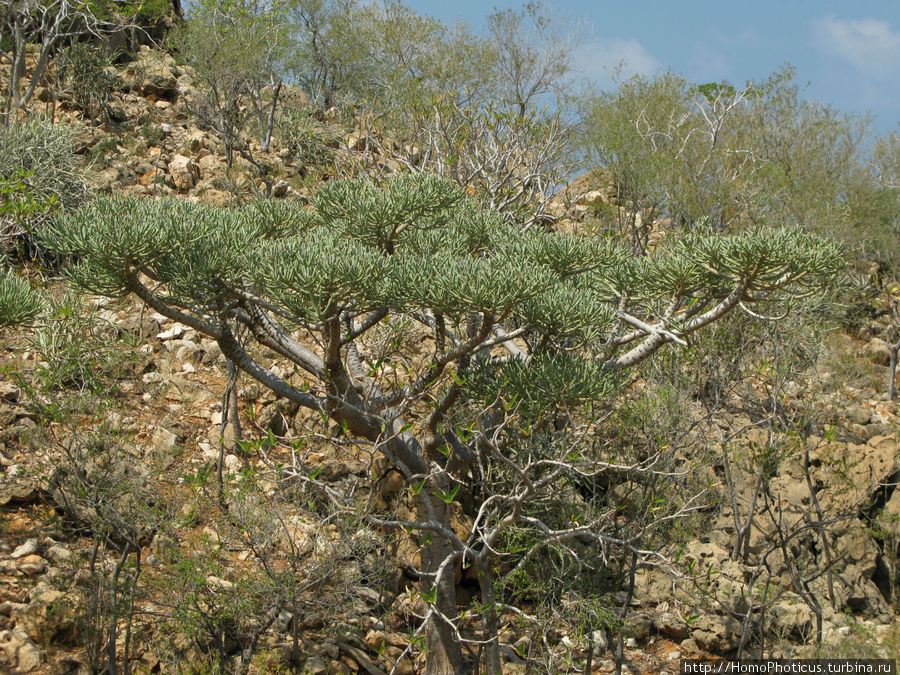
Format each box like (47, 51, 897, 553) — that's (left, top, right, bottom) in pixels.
(156, 323, 186, 340)
(0, 629, 43, 671)
(11, 539, 39, 559)
(205, 575, 234, 591)
(45, 545, 74, 565)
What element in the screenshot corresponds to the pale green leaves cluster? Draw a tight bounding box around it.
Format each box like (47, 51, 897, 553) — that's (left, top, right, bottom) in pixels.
(465, 352, 619, 416)
(0, 269, 42, 327)
(42, 174, 843, 410)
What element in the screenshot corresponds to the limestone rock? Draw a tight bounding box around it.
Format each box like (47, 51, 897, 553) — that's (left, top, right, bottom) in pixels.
(130, 47, 180, 101)
(865, 339, 892, 366)
(11, 583, 75, 642)
(16, 555, 46, 576)
(0, 481, 40, 507)
(690, 614, 741, 653)
(150, 427, 179, 456)
(772, 600, 815, 639)
(10, 539, 40, 559)
(302, 656, 328, 674)
(167, 154, 200, 192)
(0, 630, 43, 671)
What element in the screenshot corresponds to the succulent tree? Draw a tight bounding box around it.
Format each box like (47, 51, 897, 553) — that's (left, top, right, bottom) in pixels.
(34, 174, 841, 673)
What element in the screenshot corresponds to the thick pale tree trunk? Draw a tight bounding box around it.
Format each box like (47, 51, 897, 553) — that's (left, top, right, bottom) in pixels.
(419, 486, 466, 675)
(477, 561, 503, 674)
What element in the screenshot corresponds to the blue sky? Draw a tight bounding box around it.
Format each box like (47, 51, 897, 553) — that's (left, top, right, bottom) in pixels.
(404, 0, 900, 135)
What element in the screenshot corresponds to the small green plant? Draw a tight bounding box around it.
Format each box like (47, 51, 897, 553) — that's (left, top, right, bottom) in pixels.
(0, 268, 43, 327)
(140, 122, 164, 147)
(33, 291, 139, 396)
(64, 41, 118, 123)
(277, 108, 337, 171)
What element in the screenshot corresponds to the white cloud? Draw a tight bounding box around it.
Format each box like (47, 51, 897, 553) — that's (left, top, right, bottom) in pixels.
(812, 14, 900, 76)
(575, 38, 661, 87)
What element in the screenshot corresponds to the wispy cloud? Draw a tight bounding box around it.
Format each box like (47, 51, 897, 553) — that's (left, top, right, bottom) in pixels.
(575, 38, 661, 87)
(689, 44, 731, 83)
(812, 14, 900, 76)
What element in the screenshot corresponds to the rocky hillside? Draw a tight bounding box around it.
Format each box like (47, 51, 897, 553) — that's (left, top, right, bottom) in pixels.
(1, 45, 899, 674)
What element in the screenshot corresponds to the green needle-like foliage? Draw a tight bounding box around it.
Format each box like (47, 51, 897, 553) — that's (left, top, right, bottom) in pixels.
(315, 174, 464, 250)
(517, 284, 616, 341)
(465, 352, 620, 416)
(37, 174, 843, 400)
(520, 231, 628, 279)
(0, 270, 42, 327)
(256, 230, 387, 321)
(393, 252, 553, 316)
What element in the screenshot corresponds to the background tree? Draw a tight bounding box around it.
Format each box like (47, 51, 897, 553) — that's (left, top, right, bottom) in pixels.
(486, 0, 578, 116)
(579, 71, 694, 252)
(286, 0, 374, 109)
(171, 0, 290, 166)
(0, 0, 168, 120)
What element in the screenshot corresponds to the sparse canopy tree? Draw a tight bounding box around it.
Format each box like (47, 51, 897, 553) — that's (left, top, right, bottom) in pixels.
(171, 0, 291, 164)
(581, 67, 874, 248)
(580, 71, 695, 251)
(35, 174, 842, 673)
(486, 0, 579, 116)
(286, 0, 374, 109)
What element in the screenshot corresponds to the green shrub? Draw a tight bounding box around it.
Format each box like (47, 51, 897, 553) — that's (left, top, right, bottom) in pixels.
(277, 107, 337, 171)
(0, 268, 42, 327)
(0, 120, 88, 263)
(0, 121, 86, 208)
(64, 42, 118, 122)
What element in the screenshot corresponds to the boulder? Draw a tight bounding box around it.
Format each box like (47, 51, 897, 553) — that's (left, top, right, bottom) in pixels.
(167, 154, 200, 192)
(16, 555, 47, 576)
(690, 614, 742, 653)
(129, 47, 180, 101)
(11, 583, 75, 642)
(0, 630, 43, 671)
(865, 339, 892, 366)
(771, 600, 815, 640)
(10, 539, 40, 559)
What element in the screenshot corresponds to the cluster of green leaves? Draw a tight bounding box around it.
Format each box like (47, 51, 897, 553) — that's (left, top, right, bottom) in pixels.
(0, 170, 59, 224)
(0, 268, 42, 327)
(0, 120, 87, 214)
